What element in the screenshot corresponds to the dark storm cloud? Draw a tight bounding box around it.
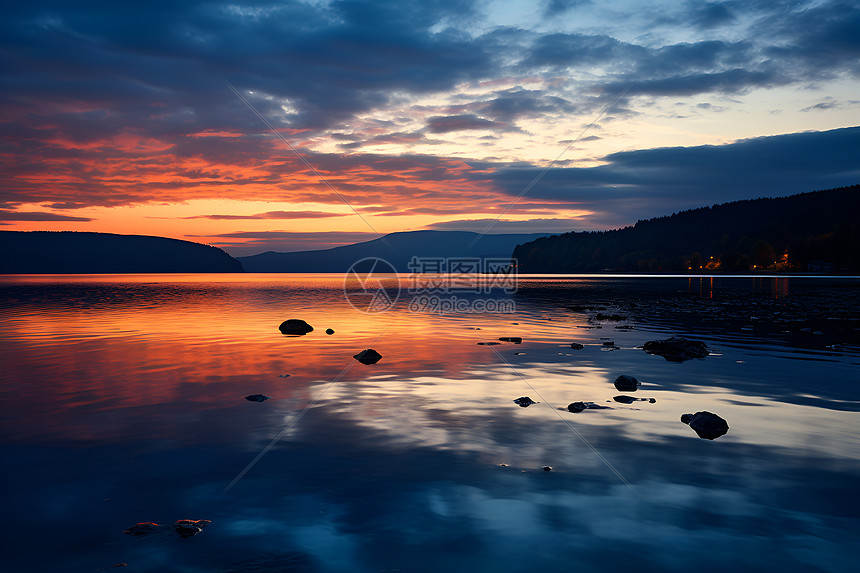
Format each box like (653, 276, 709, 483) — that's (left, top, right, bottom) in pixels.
(0, 0, 492, 137)
(3, 0, 858, 142)
(487, 126, 860, 227)
(525, 1, 860, 99)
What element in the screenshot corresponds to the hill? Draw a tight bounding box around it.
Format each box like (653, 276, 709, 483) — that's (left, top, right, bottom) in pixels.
(513, 185, 860, 273)
(0, 231, 244, 273)
(237, 230, 551, 272)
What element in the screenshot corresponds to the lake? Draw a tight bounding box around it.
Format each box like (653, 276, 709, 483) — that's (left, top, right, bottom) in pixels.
(1, 273, 859, 572)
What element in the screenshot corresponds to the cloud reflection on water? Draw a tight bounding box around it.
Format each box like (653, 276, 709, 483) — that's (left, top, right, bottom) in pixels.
(1, 274, 859, 572)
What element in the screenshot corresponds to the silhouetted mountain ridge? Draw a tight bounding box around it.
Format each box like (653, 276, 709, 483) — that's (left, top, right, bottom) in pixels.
(0, 231, 243, 273)
(513, 185, 860, 273)
(238, 230, 553, 272)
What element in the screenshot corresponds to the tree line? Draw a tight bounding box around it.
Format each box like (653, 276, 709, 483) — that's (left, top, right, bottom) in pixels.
(512, 185, 860, 273)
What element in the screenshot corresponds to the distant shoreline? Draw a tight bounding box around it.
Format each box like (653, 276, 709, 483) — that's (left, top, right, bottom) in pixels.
(2, 272, 858, 279)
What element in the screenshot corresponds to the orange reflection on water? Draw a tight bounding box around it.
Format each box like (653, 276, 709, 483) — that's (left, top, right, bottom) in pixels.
(0, 274, 605, 445)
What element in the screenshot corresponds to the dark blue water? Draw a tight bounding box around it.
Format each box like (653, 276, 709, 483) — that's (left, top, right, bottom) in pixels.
(1, 274, 858, 572)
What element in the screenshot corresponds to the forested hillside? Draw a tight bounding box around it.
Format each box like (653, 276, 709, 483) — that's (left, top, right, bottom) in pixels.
(0, 231, 243, 273)
(513, 185, 860, 273)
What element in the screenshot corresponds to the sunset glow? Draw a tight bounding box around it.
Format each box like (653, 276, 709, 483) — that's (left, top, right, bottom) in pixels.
(2, 0, 858, 254)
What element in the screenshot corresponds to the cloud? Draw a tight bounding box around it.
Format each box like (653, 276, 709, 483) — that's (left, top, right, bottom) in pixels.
(800, 98, 860, 112)
(0, 0, 858, 233)
(691, 1, 736, 29)
(338, 131, 439, 150)
(487, 126, 860, 227)
(426, 217, 580, 233)
(178, 211, 349, 220)
(0, 209, 93, 222)
(0, 141, 503, 212)
(472, 87, 578, 122)
(425, 114, 510, 133)
(542, 0, 590, 17)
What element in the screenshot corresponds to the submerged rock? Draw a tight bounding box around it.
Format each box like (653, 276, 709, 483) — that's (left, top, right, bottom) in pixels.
(681, 411, 729, 440)
(123, 519, 211, 538)
(513, 396, 537, 407)
(614, 375, 640, 392)
(123, 522, 164, 536)
(244, 394, 270, 402)
(173, 519, 211, 538)
(221, 554, 316, 573)
(325, 328, 335, 335)
(353, 348, 382, 365)
(278, 319, 314, 335)
(570, 342, 584, 350)
(595, 313, 627, 321)
(643, 337, 709, 362)
(498, 337, 523, 344)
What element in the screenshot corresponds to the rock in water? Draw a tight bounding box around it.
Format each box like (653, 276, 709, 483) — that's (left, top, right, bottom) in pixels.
(173, 519, 211, 538)
(278, 319, 314, 335)
(643, 337, 709, 362)
(123, 522, 163, 536)
(542, 466, 553, 472)
(681, 411, 729, 440)
(123, 519, 211, 538)
(353, 349, 382, 365)
(245, 394, 270, 402)
(570, 343, 584, 349)
(613, 395, 636, 404)
(325, 328, 335, 335)
(513, 396, 537, 407)
(614, 375, 640, 392)
(568, 401, 611, 412)
(498, 337, 523, 344)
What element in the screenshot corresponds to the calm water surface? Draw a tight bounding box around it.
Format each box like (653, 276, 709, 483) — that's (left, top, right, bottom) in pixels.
(1, 274, 859, 572)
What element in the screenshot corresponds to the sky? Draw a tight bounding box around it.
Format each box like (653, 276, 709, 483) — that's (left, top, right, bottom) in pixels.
(1, 0, 858, 256)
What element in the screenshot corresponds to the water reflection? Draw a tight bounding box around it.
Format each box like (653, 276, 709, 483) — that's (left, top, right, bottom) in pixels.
(1, 274, 859, 572)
